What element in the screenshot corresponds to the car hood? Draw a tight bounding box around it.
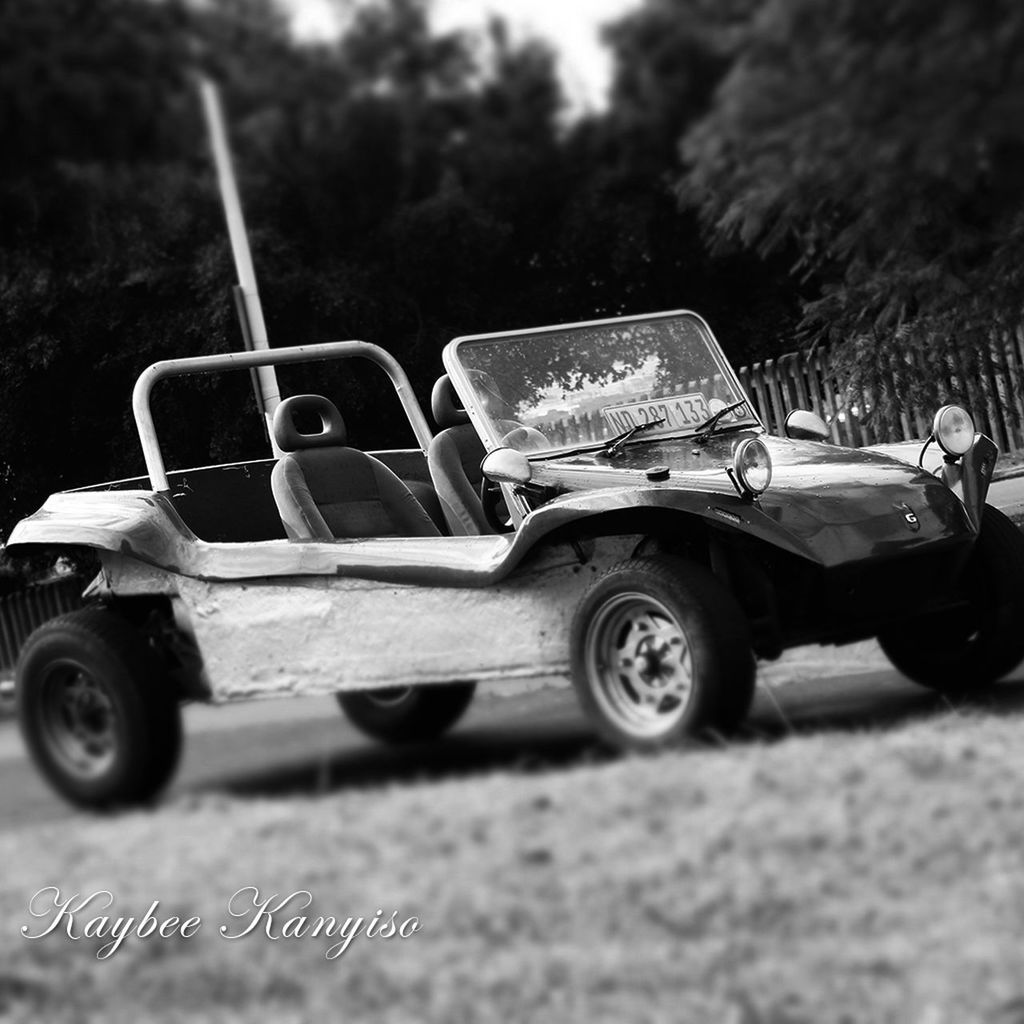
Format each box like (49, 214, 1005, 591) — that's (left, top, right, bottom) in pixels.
(530, 431, 976, 566)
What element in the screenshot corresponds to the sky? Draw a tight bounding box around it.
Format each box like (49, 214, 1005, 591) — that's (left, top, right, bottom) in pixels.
(285, 0, 637, 111)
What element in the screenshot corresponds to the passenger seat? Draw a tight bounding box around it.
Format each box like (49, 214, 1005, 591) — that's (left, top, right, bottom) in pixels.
(271, 394, 440, 541)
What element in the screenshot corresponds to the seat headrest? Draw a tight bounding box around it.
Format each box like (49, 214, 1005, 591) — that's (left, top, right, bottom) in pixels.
(431, 374, 470, 429)
(273, 395, 347, 453)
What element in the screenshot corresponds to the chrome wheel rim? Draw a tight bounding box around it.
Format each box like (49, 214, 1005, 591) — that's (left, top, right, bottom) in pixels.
(584, 592, 694, 739)
(39, 663, 117, 778)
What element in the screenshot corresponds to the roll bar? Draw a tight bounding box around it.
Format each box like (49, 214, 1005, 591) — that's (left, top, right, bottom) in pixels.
(132, 341, 434, 492)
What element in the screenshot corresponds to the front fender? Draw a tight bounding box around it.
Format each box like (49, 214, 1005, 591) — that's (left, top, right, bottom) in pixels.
(862, 433, 997, 530)
(939, 434, 998, 530)
(512, 484, 819, 562)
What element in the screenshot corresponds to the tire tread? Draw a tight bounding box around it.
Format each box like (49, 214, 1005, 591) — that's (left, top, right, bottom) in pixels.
(570, 555, 755, 749)
(16, 607, 182, 808)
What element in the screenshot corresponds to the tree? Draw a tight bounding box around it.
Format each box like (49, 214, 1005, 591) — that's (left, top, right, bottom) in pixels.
(0, 0, 573, 532)
(681, 0, 1024, 433)
(541, 0, 803, 362)
(0, 0, 808, 540)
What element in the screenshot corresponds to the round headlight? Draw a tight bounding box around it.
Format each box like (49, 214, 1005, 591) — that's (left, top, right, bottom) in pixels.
(932, 404, 974, 457)
(734, 437, 772, 496)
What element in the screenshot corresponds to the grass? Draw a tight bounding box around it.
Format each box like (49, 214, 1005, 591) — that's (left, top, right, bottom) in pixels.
(3, 690, 1024, 1023)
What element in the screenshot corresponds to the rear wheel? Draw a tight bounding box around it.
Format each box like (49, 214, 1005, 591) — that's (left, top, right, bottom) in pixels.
(570, 556, 755, 750)
(879, 504, 1024, 693)
(336, 682, 476, 744)
(16, 608, 183, 809)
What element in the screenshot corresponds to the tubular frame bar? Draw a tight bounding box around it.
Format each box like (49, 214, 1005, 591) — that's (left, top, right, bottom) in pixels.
(132, 341, 434, 492)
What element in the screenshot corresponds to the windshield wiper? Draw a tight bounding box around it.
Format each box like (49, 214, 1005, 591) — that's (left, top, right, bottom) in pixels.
(601, 417, 667, 457)
(693, 400, 749, 444)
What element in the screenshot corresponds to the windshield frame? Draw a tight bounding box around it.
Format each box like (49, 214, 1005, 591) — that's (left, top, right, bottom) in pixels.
(441, 309, 763, 457)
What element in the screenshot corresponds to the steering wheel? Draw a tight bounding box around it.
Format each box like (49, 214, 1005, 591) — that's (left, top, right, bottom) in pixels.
(479, 477, 514, 533)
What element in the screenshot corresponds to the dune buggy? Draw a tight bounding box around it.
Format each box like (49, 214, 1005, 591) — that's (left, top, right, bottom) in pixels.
(4, 309, 1022, 809)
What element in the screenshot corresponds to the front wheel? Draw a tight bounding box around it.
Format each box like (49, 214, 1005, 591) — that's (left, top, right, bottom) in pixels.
(16, 609, 183, 809)
(879, 504, 1024, 693)
(570, 556, 755, 750)
(336, 682, 476, 744)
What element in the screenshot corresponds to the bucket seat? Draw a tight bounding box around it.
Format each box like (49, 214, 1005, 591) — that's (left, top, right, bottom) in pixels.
(426, 375, 490, 536)
(271, 394, 440, 541)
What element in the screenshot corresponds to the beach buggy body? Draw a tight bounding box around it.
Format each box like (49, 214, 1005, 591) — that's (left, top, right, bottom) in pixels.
(4, 309, 1022, 809)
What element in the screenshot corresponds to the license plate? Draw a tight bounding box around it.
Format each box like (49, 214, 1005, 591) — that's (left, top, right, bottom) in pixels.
(601, 393, 712, 434)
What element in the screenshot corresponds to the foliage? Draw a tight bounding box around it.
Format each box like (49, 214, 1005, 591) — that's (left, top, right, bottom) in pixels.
(554, 0, 801, 359)
(0, 0, 803, 536)
(681, 0, 1024, 436)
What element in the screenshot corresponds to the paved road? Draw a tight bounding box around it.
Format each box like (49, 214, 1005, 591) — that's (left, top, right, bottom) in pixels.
(993, 470, 1024, 525)
(2, 473, 1024, 830)
(4, 668, 1024, 830)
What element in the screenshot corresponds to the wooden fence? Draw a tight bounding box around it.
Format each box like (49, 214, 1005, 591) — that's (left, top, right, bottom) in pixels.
(737, 329, 1024, 452)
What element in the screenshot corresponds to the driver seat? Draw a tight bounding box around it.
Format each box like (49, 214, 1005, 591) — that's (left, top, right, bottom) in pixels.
(426, 375, 491, 536)
(271, 394, 440, 541)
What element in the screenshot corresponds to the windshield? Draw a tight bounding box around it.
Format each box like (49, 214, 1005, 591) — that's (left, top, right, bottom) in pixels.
(447, 312, 758, 455)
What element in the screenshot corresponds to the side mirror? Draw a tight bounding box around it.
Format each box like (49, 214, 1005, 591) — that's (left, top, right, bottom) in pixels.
(480, 447, 532, 485)
(784, 409, 830, 442)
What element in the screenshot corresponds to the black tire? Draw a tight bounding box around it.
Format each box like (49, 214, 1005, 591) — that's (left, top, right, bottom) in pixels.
(879, 504, 1024, 693)
(16, 608, 183, 809)
(570, 555, 755, 750)
(336, 682, 476, 744)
